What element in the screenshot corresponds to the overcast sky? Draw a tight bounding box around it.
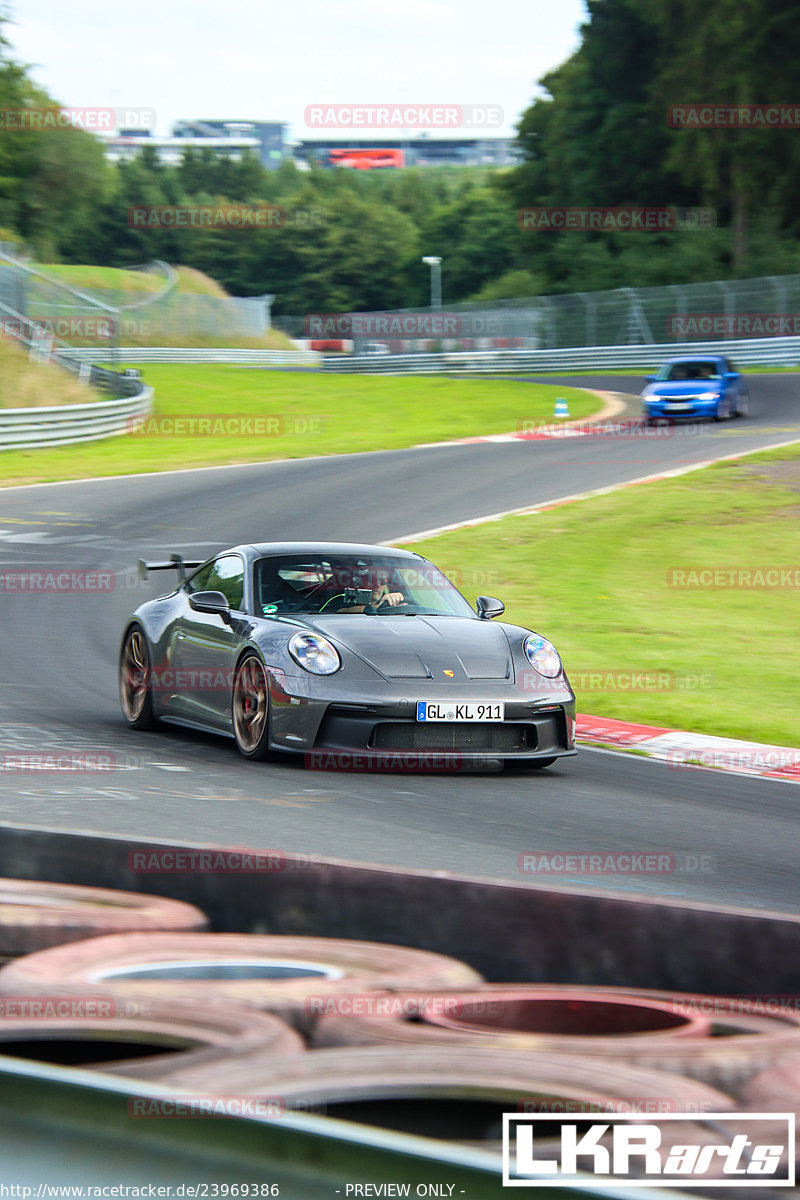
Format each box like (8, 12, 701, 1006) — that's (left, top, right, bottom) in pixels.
(6, 0, 586, 140)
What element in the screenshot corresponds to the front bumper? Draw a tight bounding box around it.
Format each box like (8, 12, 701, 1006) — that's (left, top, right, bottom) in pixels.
(642, 396, 720, 420)
(267, 672, 576, 767)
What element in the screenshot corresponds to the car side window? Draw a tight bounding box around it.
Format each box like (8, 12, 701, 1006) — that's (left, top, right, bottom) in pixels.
(185, 561, 215, 593)
(204, 555, 245, 612)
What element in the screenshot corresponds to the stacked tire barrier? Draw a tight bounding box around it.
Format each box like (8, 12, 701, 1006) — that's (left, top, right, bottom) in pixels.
(0, 878, 208, 959)
(0, 879, 797, 1175)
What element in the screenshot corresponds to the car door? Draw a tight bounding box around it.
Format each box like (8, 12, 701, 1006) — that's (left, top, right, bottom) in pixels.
(168, 554, 248, 730)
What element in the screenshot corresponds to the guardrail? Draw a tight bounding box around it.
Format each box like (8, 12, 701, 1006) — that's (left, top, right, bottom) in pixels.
(115, 259, 179, 310)
(66, 346, 321, 366)
(59, 339, 800, 373)
(0, 384, 154, 450)
(321, 337, 800, 373)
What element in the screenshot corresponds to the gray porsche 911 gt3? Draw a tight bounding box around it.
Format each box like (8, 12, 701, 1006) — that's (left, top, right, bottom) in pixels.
(119, 542, 576, 770)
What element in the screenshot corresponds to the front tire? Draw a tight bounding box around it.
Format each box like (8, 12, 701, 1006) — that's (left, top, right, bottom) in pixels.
(232, 653, 273, 760)
(119, 625, 156, 730)
(714, 396, 731, 421)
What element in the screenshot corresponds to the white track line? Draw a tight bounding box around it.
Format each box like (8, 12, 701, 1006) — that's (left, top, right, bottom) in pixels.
(387, 437, 800, 543)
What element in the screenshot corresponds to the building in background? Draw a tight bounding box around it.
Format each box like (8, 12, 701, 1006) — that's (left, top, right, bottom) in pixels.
(173, 120, 287, 169)
(104, 120, 287, 168)
(102, 122, 515, 170)
(294, 136, 518, 168)
(323, 148, 406, 169)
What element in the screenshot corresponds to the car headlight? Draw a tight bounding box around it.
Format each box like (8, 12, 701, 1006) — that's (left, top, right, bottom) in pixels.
(698, 391, 720, 400)
(288, 632, 341, 675)
(642, 392, 660, 402)
(523, 634, 562, 678)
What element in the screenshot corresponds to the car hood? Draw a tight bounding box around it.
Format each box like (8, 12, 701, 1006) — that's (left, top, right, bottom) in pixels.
(646, 380, 722, 397)
(302, 614, 514, 681)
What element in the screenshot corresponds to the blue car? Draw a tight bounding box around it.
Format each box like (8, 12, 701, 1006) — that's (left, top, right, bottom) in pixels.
(641, 355, 749, 422)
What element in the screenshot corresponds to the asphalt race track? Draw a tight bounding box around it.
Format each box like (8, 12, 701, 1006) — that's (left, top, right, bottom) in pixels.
(1, 372, 799, 913)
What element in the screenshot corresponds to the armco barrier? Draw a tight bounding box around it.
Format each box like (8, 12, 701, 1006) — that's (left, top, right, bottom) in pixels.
(0, 384, 154, 450)
(67, 346, 321, 366)
(321, 337, 800, 373)
(60, 337, 800, 371)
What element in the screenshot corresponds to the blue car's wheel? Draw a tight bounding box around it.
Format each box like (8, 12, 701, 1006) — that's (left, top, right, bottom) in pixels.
(714, 395, 732, 421)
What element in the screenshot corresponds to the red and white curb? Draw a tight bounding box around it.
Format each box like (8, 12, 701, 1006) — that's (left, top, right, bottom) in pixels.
(416, 424, 591, 447)
(577, 714, 800, 783)
(413, 389, 630, 448)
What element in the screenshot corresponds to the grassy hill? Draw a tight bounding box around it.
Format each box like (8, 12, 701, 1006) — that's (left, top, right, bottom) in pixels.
(28, 263, 295, 349)
(0, 337, 101, 408)
(36, 264, 230, 297)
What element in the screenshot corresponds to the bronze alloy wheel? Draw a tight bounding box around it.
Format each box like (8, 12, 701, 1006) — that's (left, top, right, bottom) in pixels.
(119, 626, 155, 729)
(232, 653, 272, 759)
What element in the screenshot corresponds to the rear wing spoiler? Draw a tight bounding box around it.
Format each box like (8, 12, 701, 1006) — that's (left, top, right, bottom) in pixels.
(138, 553, 204, 583)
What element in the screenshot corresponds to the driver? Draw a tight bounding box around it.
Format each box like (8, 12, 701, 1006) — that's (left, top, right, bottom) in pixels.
(370, 571, 405, 608)
(322, 566, 406, 612)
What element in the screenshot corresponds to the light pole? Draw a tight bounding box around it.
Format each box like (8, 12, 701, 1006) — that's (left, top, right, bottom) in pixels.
(422, 256, 442, 311)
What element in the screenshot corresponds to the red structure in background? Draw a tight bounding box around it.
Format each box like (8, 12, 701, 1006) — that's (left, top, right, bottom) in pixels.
(327, 148, 405, 169)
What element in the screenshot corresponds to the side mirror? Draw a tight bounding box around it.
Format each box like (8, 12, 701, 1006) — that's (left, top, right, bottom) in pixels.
(476, 595, 505, 620)
(724, 371, 739, 380)
(189, 590, 232, 623)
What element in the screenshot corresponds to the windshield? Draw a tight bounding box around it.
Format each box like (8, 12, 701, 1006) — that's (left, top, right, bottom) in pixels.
(254, 555, 475, 617)
(656, 361, 722, 382)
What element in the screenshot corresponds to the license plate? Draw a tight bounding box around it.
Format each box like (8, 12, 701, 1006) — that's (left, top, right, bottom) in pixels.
(416, 701, 505, 722)
(666, 402, 691, 411)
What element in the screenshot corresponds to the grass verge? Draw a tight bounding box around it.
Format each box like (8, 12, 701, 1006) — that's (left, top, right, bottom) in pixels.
(0, 370, 599, 486)
(0, 338, 101, 409)
(399, 443, 800, 746)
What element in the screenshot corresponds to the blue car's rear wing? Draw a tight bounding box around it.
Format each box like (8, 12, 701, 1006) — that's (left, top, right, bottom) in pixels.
(137, 553, 204, 583)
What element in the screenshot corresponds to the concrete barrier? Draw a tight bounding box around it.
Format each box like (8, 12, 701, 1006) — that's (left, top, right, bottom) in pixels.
(0, 824, 796, 994)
